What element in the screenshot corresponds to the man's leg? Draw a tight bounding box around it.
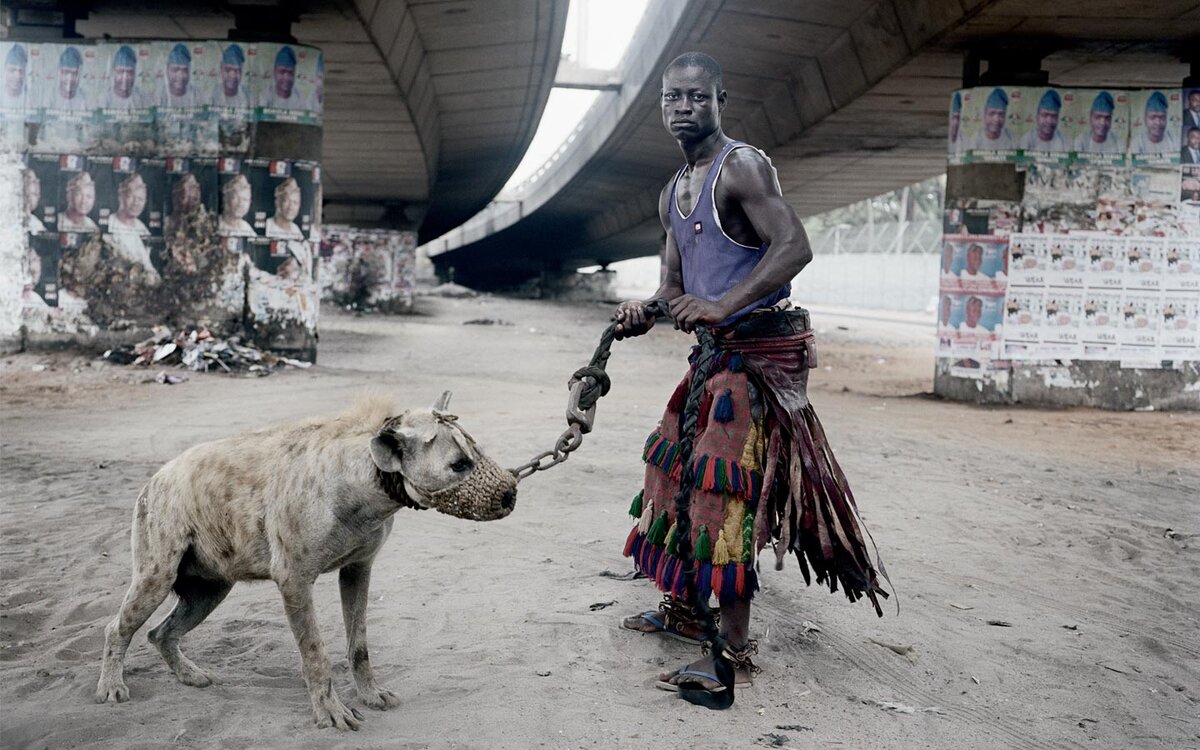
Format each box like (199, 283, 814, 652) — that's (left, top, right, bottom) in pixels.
(658, 597, 754, 690)
(621, 595, 711, 643)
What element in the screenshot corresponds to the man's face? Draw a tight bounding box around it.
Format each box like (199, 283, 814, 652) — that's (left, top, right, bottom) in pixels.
(1090, 109, 1112, 141)
(70, 182, 95, 215)
(59, 66, 79, 99)
(949, 111, 960, 141)
(119, 184, 147, 220)
(274, 64, 295, 98)
(661, 65, 723, 143)
(1189, 91, 1200, 113)
(966, 247, 983, 274)
(227, 184, 251, 218)
(277, 188, 301, 221)
(1036, 107, 1059, 140)
(112, 65, 135, 98)
(221, 63, 242, 97)
(167, 63, 190, 97)
(1188, 130, 1200, 150)
(984, 106, 1006, 139)
(965, 299, 983, 328)
(5, 63, 24, 97)
(178, 177, 200, 210)
(24, 173, 39, 212)
(1145, 108, 1166, 142)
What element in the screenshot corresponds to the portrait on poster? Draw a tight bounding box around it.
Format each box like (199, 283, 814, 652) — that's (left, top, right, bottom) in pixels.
(217, 156, 257, 237)
(963, 86, 1024, 162)
(1081, 289, 1122, 359)
(34, 44, 99, 153)
(1118, 291, 1161, 357)
(1040, 289, 1085, 358)
(1007, 233, 1048, 287)
(255, 44, 319, 124)
(94, 43, 156, 155)
(1083, 234, 1125, 289)
(56, 155, 101, 234)
(1065, 90, 1128, 166)
(210, 42, 254, 153)
(1129, 89, 1181, 166)
(950, 235, 1008, 294)
(1182, 165, 1200, 205)
(1045, 234, 1086, 288)
(1, 42, 31, 151)
(164, 157, 218, 239)
(155, 43, 218, 156)
(22, 235, 60, 309)
(1002, 287, 1043, 357)
(1164, 237, 1199, 292)
(24, 153, 60, 234)
(1124, 236, 1165, 291)
(1160, 291, 1199, 358)
(1018, 88, 1071, 163)
(104, 156, 165, 279)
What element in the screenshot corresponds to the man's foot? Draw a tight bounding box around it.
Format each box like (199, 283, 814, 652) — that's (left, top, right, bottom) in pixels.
(654, 641, 759, 692)
(620, 597, 716, 645)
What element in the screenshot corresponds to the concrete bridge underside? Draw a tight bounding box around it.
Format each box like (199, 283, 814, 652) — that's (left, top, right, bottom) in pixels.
(429, 0, 1199, 288)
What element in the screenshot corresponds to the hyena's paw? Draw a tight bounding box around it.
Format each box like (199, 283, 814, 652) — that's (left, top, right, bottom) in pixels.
(95, 676, 130, 704)
(312, 692, 363, 731)
(172, 657, 213, 688)
(359, 685, 401, 710)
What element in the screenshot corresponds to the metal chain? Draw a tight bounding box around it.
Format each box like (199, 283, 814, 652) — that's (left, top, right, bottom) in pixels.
(510, 300, 671, 482)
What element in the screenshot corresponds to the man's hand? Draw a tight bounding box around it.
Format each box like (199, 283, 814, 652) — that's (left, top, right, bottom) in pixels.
(614, 300, 657, 340)
(669, 294, 726, 333)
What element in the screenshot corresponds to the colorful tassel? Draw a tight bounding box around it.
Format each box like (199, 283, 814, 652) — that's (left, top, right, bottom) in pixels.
(711, 565, 724, 599)
(742, 508, 755, 563)
(638, 499, 654, 534)
(741, 420, 761, 471)
(697, 562, 713, 600)
(721, 566, 737, 600)
(694, 525, 712, 562)
(728, 353, 743, 372)
(712, 530, 732, 566)
(623, 526, 638, 557)
(628, 490, 643, 519)
(735, 563, 746, 596)
(697, 389, 713, 433)
(647, 510, 668, 545)
(664, 523, 679, 556)
(667, 379, 688, 414)
(713, 388, 734, 422)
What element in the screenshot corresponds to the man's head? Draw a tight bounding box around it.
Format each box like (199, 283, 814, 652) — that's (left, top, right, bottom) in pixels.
(66, 171, 95, 216)
(221, 44, 244, 98)
(966, 244, 984, 275)
(274, 177, 301, 221)
(273, 46, 297, 99)
(5, 44, 27, 98)
(23, 169, 39, 213)
(221, 174, 252, 220)
(983, 88, 1008, 140)
(1089, 91, 1114, 143)
(117, 173, 147, 221)
(58, 46, 82, 100)
(1187, 127, 1200, 150)
(167, 44, 191, 98)
(965, 297, 983, 328)
(172, 173, 201, 213)
(1144, 91, 1168, 144)
(661, 52, 725, 143)
(111, 45, 137, 99)
(1188, 90, 1200, 114)
(949, 91, 961, 142)
(1034, 89, 1061, 142)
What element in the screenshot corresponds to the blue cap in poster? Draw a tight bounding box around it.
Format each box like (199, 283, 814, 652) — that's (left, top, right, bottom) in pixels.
(985, 87, 1008, 110)
(113, 45, 136, 69)
(222, 44, 245, 66)
(168, 43, 191, 66)
(1037, 89, 1061, 112)
(59, 46, 82, 69)
(1091, 91, 1114, 113)
(274, 45, 297, 69)
(1145, 91, 1168, 113)
(951, 91, 961, 113)
(316, 52, 324, 73)
(6, 43, 27, 66)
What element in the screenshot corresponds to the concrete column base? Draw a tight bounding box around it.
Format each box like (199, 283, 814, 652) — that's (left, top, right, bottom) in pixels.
(537, 270, 618, 302)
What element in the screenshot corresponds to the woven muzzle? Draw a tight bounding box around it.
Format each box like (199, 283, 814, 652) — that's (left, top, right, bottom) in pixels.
(424, 453, 517, 521)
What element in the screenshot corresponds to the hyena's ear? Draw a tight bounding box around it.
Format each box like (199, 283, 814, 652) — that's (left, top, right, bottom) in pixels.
(369, 429, 405, 473)
(433, 390, 452, 412)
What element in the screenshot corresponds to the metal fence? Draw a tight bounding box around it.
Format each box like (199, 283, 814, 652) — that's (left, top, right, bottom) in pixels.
(808, 218, 943, 256)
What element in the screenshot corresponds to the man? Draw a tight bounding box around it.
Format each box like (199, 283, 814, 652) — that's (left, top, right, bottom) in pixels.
(262, 46, 299, 110)
(963, 243, 985, 276)
(266, 177, 305, 239)
(101, 45, 151, 111)
(47, 46, 87, 111)
(1133, 91, 1178, 155)
(1074, 91, 1123, 154)
(1019, 89, 1067, 153)
(108, 173, 159, 280)
(614, 53, 886, 696)
(967, 88, 1014, 151)
(218, 173, 257, 236)
(164, 43, 199, 108)
(961, 296, 984, 330)
(24, 168, 45, 234)
(1183, 89, 1200, 133)
(1182, 128, 1200, 165)
(59, 171, 99, 232)
(212, 44, 252, 110)
(2, 43, 27, 108)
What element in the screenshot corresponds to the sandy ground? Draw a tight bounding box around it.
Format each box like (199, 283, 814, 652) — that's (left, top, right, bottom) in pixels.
(1, 295, 1197, 750)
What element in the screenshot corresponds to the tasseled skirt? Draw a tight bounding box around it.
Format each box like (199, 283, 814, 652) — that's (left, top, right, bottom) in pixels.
(622, 336, 888, 615)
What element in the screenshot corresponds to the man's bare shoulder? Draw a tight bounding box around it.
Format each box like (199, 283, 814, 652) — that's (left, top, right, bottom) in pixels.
(720, 145, 778, 199)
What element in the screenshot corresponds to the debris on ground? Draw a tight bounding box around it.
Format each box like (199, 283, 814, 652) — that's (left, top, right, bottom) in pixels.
(462, 318, 513, 326)
(588, 600, 617, 611)
(868, 638, 914, 656)
(102, 325, 311, 377)
(863, 698, 946, 715)
(597, 569, 644, 581)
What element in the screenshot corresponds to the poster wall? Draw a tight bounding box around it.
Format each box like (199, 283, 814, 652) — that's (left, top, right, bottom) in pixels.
(318, 226, 417, 313)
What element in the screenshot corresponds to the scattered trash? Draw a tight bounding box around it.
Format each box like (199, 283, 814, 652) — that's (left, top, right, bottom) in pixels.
(588, 600, 617, 611)
(759, 732, 789, 747)
(868, 638, 914, 656)
(103, 325, 311, 377)
(1003, 418, 1013, 424)
(155, 371, 188, 385)
(597, 569, 643, 581)
(534, 669, 551, 677)
(971, 676, 980, 684)
(462, 318, 513, 326)
(949, 602, 974, 611)
(774, 724, 813, 732)
(31, 363, 49, 372)
(1097, 663, 1128, 675)
(800, 620, 821, 634)
(986, 620, 1013, 627)
(1062, 624, 1079, 631)
(863, 698, 945, 715)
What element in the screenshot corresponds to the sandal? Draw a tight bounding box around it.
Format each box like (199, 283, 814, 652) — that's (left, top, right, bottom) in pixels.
(620, 596, 717, 646)
(653, 640, 760, 692)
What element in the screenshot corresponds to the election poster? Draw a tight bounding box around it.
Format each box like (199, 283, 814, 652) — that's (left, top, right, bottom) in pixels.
(1017, 87, 1072, 163)
(962, 86, 1025, 163)
(1129, 89, 1181, 167)
(1064, 89, 1129, 166)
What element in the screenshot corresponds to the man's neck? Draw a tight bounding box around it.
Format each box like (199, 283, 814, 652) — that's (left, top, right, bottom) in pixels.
(677, 130, 728, 169)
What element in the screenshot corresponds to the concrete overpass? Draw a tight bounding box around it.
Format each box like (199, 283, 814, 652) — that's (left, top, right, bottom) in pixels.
(425, 0, 1199, 288)
(29, 0, 569, 243)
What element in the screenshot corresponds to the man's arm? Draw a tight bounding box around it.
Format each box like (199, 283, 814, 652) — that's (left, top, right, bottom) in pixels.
(671, 148, 812, 331)
(614, 182, 685, 339)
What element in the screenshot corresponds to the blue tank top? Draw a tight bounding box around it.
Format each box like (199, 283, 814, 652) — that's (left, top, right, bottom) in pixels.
(669, 140, 791, 327)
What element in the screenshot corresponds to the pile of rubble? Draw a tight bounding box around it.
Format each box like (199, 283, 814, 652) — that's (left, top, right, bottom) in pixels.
(103, 326, 312, 378)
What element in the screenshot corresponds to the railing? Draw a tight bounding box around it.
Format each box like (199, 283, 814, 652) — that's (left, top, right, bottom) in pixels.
(808, 219, 943, 256)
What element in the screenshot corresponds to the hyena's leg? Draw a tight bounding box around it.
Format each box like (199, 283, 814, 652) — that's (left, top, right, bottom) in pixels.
(278, 579, 363, 730)
(147, 575, 233, 687)
(339, 561, 400, 709)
